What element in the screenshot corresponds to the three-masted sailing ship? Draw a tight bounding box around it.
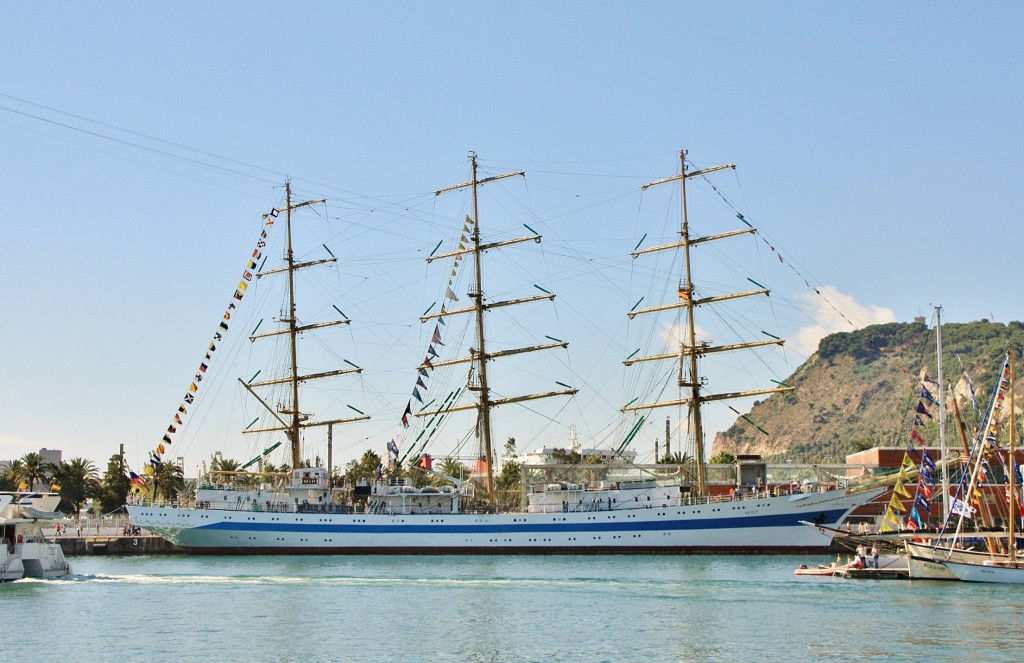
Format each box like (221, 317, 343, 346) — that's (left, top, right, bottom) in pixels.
(128, 153, 882, 554)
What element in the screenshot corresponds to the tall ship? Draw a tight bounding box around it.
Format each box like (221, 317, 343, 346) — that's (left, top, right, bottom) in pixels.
(127, 153, 883, 553)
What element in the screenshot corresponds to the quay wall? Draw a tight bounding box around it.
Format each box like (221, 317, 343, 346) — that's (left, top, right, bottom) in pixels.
(59, 535, 182, 555)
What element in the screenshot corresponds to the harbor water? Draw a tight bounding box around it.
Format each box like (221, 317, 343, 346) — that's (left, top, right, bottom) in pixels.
(5, 554, 1024, 662)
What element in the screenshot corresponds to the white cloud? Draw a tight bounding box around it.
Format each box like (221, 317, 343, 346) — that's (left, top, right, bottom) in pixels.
(792, 286, 896, 355)
(658, 321, 711, 350)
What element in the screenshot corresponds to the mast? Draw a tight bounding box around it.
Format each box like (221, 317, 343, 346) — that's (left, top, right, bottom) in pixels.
(622, 150, 794, 495)
(468, 156, 496, 504)
(1009, 352, 1016, 563)
(936, 305, 949, 518)
(285, 181, 302, 468)
(245, 180, 369, 470)
(423, 153, 577, 506)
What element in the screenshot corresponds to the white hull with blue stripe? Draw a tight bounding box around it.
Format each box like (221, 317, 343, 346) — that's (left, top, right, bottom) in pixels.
(128, 483, 882, 555)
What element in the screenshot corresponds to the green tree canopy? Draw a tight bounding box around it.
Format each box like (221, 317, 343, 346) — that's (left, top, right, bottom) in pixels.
(345, 450, 382, 486)
(709, 451, 737, 464)
(1, 459, 25, 491)
(150, 461, 186, 501)
(20, 451, 53, 491)
(96, 452, 132, 514)
(53, 457, 100, 514)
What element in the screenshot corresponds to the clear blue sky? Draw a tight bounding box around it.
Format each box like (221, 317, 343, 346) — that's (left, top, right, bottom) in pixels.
(2, 3, 1021, 475)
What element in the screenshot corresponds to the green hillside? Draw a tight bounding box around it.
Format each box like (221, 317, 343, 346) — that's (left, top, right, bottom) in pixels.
(713, 320, 1024, 463)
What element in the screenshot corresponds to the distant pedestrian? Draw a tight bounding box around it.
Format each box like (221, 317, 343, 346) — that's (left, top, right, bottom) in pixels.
(855, 544, 866, 568)
(871, 545, 880, 569)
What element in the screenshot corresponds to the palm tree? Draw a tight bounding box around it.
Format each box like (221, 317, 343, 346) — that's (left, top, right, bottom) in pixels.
(438, 457, 468, 481)
(2, 459, 26, 490)
(53, 457, 100, 514)
(150, 461, 185, 501)
(659, 451, 693, 465)
(20, 452, 53, 491)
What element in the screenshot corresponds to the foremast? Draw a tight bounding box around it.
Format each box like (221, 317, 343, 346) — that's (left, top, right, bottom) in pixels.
(241, 180, 369, 470)
(622, 150, 793, 494)
(419, 153, 577, 506)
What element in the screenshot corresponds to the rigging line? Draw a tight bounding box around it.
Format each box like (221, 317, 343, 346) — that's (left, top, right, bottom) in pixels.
(698, 169, 862, 328)
(0, 103, 281, 186)
(1, 94, 454, 222)
(480, 150, 677, 167)
(0, 92, 288, 179)
(516, 176, 577, 385)
(0, 117, 271, 201)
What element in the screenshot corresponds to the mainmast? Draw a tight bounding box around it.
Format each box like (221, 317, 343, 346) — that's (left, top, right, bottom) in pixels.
(420, 153, 577, 506)
(242, 180, 369, 470)
(622, 150, 793, 494)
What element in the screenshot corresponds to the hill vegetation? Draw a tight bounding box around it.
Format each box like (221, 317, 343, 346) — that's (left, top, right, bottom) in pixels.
(713, 320, 1024, 463)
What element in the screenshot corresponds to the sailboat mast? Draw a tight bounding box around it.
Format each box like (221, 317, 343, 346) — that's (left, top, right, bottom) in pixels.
(468, 154, 497, 506)
(1009, 352, 1017, 563)
(285, 180, 302, 470)
(936, 305, 949, 518)
(678, 150, 707, 494)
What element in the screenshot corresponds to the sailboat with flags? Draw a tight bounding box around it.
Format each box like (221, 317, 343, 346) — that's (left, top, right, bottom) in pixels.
(128, 153, 882, 554)
(909, 352, 1024, 582)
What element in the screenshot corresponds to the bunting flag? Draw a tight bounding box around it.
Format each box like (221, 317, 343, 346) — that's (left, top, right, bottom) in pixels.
(893, 481, 912, 498)
(921, 450, 936, 473)
(386, 215, 469, 462)
(914, 493, 931, 513)
(134, 206, 278, 486)
(909, 505, 924, 528)
(888, 493, 907, 512)
(920, 386, 936, 405)
(910, 429, 927, 447)
(914, 416, 925, 426)
(918, 480, 933, 500)
(915, 402, 933, 419)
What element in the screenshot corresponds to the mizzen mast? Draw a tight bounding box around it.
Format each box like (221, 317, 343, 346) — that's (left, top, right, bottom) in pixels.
(622, 150, 793, 494)
(420, 153, 577, 507)
(243, 180, 369, 470)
